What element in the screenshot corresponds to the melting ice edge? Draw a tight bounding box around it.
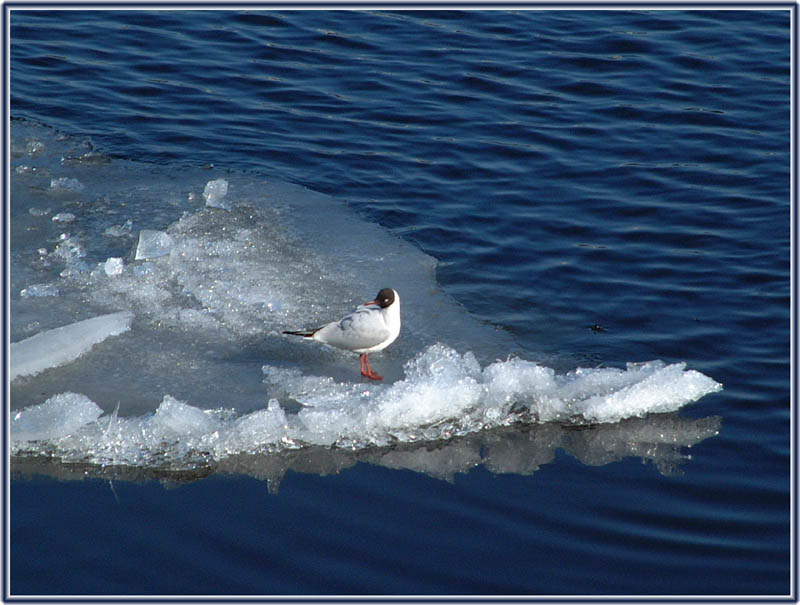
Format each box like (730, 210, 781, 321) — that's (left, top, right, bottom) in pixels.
(12, 340, 722, 470)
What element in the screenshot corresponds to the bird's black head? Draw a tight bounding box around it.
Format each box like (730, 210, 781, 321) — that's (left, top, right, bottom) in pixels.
(374, 288, 395, 308)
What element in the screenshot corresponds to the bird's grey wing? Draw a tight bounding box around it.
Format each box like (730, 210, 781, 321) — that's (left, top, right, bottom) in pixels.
(318, 307, 389, 351)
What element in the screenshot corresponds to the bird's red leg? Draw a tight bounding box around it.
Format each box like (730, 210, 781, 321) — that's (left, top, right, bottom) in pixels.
(360, 354, 383, 381)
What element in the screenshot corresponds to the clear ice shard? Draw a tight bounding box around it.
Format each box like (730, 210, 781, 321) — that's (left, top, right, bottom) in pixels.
(52, 212, 76, 223)
(11, 393, 103, 443)
(134, 230, 174, 260)
(104, 220, 133, 237)
(10, 311, 134, 381)
(203, 178, 231, 210)
(20, 283, 60, 298)
(104, 257, 124, 276)
(49, 177, 84, 191)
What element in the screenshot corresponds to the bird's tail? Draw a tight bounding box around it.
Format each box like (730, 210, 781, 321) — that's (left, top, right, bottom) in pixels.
(283, 328, 318, 338)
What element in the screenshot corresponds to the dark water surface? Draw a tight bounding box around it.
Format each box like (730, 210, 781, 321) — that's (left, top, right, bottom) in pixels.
(8, 8, 792, 597)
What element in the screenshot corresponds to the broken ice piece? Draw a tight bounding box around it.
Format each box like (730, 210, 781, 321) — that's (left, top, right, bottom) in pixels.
(20, 283, 60, 298)
(61, 151, 111, 166)
(10, 311, 134, 381)
(104, 219, 133, 237)
(60, 261, 89, 277)
(133, 263, 155, 277)
(203, 178, 231, 210)
(26, 139, 44, 155)
(135, 230, 174, 260)
(11, 392, 103, 443)
(52, 212, 76, 223)
(50, 177, 84, 192)
(52, 236, 86, 262)
(104, 257, 124, 276)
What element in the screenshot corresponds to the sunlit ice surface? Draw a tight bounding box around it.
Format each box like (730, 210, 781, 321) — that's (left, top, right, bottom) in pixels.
(9, 120, 722, 485)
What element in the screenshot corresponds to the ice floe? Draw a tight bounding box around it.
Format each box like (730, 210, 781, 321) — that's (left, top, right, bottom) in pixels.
(9, 122, 724, 483)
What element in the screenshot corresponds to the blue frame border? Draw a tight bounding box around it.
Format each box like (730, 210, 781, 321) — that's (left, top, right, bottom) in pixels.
(2, 2, 796, 602)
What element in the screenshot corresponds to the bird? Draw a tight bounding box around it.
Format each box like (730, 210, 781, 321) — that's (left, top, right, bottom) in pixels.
(283, 288, 401, 380)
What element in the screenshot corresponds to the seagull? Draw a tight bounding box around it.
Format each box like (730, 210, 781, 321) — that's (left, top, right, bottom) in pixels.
(283, 288, 401, 380)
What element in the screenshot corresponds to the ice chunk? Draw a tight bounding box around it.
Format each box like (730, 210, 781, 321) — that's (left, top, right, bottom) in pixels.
(133, 262, 155, 277)
(61, 151, 111, 166)
(577, 362, 723, 424)
(50, 233, 89, 276)
(28, 207, 50, 217)
(375, 344, 483, 429)
(20, 283, 60, 298)
(25, 139, 44, 155)
(285, 346, 503, 448)
(52, 212, 75, 223)
(50, 177, 84, 191)
(51, 235, 86, 263)
(104, 257, 124, 276)
(203, 178, 230, 210)
(39, 395, 230, 467)
(11, 393, 103, 443)
(135, 230, 174, 260)
(60, 261, 89, 277)
(150, 395, 222, 438)
(104, 219, 133, 237)
(10, 311, 134, 381)
(216, 399, 291, 456)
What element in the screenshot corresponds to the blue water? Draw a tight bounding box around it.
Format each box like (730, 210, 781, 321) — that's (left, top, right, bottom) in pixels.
(8, 9, 792, 596)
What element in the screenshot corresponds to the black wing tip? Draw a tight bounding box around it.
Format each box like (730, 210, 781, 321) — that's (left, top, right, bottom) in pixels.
(284, 329, 316, 337)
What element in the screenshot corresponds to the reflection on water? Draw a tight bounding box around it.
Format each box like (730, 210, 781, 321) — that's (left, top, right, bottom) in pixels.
(12, 412, 721, 491)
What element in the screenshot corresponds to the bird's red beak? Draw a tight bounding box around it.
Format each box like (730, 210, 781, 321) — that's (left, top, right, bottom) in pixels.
(364, 298, 378, 306)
